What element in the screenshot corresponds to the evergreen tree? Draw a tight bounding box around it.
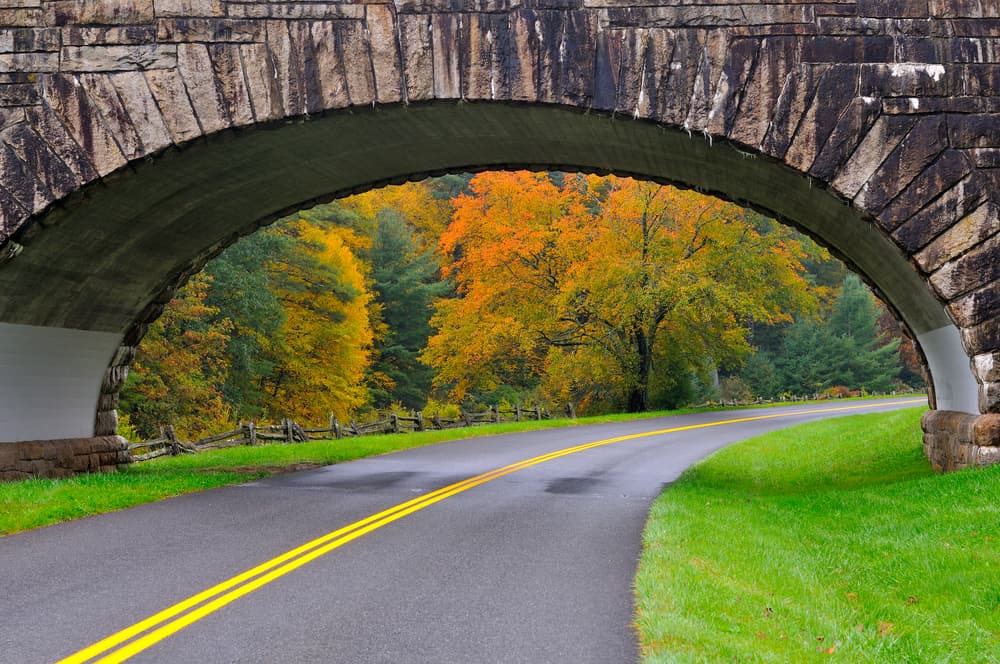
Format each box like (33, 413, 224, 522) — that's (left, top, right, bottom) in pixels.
(767, 275, 901, 396)
(368, 210, 449, 409)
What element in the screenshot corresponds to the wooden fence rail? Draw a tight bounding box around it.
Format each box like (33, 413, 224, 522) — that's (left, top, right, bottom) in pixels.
(128, 403, 558, 463)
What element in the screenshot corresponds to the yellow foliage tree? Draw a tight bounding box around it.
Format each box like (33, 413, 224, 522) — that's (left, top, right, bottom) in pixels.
(425, 172, 817, 412)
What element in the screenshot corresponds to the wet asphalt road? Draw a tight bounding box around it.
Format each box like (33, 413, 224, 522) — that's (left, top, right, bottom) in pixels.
(0, 399, 923, 663)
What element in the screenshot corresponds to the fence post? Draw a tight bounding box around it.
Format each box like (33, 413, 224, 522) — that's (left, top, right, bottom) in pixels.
(350, 420, 361, 436)
(284, 418, 293, 443)
(391, 412, 400, 433)
(432, 414, 442, 430)
(462, 410, 472, 427)
(565, 402, 576, 419)
(248, 420, 257, 446)
(415, 411, 425, 432)
(491, 405, 500, 423)
(534, 404, 542, 421)
(165, 424, 179, 455)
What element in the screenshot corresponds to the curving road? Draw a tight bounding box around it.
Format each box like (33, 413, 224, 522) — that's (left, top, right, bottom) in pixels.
(1, 399, 923, 663)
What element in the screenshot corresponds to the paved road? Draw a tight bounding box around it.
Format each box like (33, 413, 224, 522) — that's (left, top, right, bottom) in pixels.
(1, 399, 922, 663)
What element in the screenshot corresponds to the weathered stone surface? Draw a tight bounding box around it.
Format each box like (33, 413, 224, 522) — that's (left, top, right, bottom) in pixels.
(45, 0, 154, 27)
(975, 351, 1000, 383)
(177, 42, 229, 133)
(79, 73, 145, 160)
(61, 45, 177, 72)
(110, 70, 172, 154)
(143, 68, 202, 143)
(916, 202, 1000, 272)
(153, 0, 222, 17)
(878, 150, 974, 234)
(0, 435, 129, 482)
(922, 409, 1000, 472)
(207, 44, 254, 127)
(367, 4, 403, 104)
(930, 235, 1000, 300)
(892, 172, 992, 252)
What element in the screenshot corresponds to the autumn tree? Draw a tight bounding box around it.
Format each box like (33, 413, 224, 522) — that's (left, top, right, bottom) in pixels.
(425, 172, 817, 412)
(119, 273, 232, 439)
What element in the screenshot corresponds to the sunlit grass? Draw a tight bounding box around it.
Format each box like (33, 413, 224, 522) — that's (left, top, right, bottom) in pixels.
(635, 407, 1000, 662)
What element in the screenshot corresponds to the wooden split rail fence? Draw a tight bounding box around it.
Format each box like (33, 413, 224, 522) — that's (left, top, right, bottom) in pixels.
(127, 404, 559, 462)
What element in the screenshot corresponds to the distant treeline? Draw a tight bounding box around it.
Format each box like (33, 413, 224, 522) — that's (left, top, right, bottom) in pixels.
(119, 172, 921, 441)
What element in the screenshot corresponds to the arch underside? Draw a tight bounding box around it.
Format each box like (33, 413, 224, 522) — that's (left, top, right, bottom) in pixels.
(0, 102, 975, 442)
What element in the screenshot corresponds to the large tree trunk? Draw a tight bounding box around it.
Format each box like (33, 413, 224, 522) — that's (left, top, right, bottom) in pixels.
(626, 329, 653, 412)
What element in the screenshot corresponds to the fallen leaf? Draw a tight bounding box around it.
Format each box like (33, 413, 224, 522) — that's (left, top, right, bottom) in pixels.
(845, 592, 858, 601)
(856, 624, 864, 632)
(906, 596, 918, 605)
(878, 621, 895, 637)
(763, 606, 773, 617)
(757, 631, 767, 640)
(825, 646, 836, 654)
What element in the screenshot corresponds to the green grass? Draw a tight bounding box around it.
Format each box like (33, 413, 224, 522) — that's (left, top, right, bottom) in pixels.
(0, 395, 925, 538)
(635, 407, 1000, 663)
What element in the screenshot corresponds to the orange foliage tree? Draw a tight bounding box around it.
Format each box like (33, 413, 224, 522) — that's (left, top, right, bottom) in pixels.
(424, 172, 817, 412)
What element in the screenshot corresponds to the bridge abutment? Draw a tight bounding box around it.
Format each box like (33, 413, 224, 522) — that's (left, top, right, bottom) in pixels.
(922, 411, 1000, 473)
(0, 436, 129, 482)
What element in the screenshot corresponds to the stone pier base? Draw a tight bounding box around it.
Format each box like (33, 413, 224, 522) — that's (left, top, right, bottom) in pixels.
(922, 411, 1000, 472)
(0, 437, 130, 482)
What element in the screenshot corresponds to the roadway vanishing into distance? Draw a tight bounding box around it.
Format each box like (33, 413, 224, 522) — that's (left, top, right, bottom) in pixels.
(2, 399, 922, 663)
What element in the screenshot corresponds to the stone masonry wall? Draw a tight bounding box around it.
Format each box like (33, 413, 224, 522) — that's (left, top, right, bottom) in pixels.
(0, 436, 129, 481)
(0, 1, 999, 474)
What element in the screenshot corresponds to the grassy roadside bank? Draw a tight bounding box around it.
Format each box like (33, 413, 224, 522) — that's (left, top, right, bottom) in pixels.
(0, 396, 923, 537)
(635, 407, 1000, 662)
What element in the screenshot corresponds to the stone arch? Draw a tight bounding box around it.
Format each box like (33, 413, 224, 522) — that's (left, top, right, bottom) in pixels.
(0, 1, 997, 478)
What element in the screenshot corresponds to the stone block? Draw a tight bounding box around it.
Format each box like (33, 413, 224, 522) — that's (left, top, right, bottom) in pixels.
(892, 172, 991, 252)
(0, 51, 58, 72)
(177, 42, 229, 133)
(206, 44, 254, 127)
(63, 26, 157, 47)
(144, 68, 202, 143)
(45, 0, 154, 26)
(808, 94, 881, 182)
(974, 351, 1000, 383)
(929, 234, 1000, 299)
(42, 73, 127, 176)
(79, 73, 145, 160)
(240, 41, 283, 120)
(948, 282, 1000, 328)
(1, 122, 80, 200)
(367, 4, 403, 105)
(854, 115, 947, 215)
(0, 27, 59, 54)
(153, 0, 223, 17)
(399, 14, 433, 102)
(979, 381, 1000, 414)
(877, 149, 974, 234)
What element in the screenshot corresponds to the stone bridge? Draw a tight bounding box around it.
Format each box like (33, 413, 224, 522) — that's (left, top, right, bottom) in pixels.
(0, 0, 998, 479)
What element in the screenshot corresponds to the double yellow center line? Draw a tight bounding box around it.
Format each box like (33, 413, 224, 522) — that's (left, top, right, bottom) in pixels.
(59, 399, 922, 663)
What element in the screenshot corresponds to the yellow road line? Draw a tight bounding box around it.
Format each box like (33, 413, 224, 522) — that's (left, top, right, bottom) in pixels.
(60, 399, 923, 663)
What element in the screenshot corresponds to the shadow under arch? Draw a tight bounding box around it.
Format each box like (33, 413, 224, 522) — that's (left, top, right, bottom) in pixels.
(0, 101, 971, 444)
